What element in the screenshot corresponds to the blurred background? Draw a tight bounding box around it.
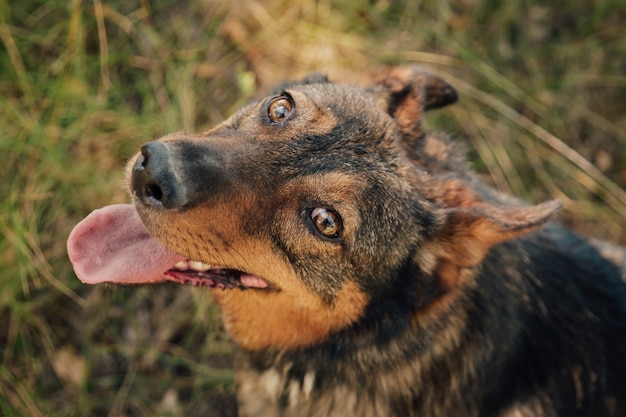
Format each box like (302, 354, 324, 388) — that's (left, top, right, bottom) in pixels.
(1, 0, 625, 415)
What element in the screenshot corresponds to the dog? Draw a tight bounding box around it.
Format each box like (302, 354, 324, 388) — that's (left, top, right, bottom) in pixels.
(68, 66, 626, 416)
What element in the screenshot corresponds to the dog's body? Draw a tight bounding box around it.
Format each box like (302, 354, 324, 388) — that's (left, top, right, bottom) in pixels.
(68, 67, 626, 416)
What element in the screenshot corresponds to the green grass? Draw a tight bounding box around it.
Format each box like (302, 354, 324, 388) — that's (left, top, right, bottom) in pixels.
(1, 0, 625, 415)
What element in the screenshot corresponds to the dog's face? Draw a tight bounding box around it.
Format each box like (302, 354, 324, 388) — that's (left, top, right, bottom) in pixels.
(124, 67, 560, 351)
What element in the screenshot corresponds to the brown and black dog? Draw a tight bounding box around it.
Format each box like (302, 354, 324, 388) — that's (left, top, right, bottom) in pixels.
(68, 67, 626, 416)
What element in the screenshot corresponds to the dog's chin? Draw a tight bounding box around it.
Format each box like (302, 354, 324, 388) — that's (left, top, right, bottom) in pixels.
(165, 261, 270, 290)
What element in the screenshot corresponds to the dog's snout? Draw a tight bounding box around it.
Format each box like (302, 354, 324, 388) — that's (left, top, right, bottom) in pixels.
(132, 141, 188, 209)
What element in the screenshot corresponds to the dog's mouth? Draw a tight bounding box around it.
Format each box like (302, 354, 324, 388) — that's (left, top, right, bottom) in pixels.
(166, 260, 269, 290)
(67, 204, 270, 290)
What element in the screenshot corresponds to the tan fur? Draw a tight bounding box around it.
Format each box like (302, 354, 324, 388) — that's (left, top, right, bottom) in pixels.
(215, 279, 368, 351)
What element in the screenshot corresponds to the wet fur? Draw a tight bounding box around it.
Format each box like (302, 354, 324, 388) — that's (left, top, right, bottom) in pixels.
(128, 67, 626, 416)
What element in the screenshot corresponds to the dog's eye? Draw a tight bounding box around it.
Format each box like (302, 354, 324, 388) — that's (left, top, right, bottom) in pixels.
(268, 95, 294, 123)
(310, 207, 342, 239)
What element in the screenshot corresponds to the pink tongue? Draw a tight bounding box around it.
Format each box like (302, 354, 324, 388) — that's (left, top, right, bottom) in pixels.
(67, 204, 185, 284)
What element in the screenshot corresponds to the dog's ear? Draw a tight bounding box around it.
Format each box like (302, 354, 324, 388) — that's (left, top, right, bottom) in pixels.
(371, 66, 458, 138)
(423, 199, 562, 288)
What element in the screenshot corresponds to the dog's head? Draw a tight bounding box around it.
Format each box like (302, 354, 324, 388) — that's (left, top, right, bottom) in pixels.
(68, 67, 560, 351)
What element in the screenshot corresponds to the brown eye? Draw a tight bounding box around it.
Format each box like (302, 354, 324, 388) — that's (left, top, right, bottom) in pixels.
(311, 207, 342, 239)
(268, 95, 294, 123)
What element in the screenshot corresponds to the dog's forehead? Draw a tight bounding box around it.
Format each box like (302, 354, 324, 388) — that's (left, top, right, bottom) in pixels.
(220, 81, 392, 147)
(285, 82, 381, 116)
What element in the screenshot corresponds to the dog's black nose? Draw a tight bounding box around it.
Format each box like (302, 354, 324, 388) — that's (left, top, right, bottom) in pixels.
(131, 140, 231, 210)
(132, 141, 189, 209)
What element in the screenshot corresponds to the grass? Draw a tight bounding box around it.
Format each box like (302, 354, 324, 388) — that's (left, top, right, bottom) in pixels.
(1, 0, 625, 415)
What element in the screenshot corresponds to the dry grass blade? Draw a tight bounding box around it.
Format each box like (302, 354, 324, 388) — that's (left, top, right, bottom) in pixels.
(446, 73, 626, 218)
(0, 6, 33, 99)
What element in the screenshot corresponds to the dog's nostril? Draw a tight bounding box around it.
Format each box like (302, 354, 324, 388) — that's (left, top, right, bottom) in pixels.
(145, 184, 163, 202)
(138, 154, 148, 169)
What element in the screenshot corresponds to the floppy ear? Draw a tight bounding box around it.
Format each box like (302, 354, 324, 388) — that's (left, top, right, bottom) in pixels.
(423, 199, 562, 288)
(371, 66, 458, 139)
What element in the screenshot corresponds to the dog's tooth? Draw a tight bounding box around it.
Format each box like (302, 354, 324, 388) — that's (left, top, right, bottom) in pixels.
(190, 260, 211, 271)
(174, 261, 189, 270)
